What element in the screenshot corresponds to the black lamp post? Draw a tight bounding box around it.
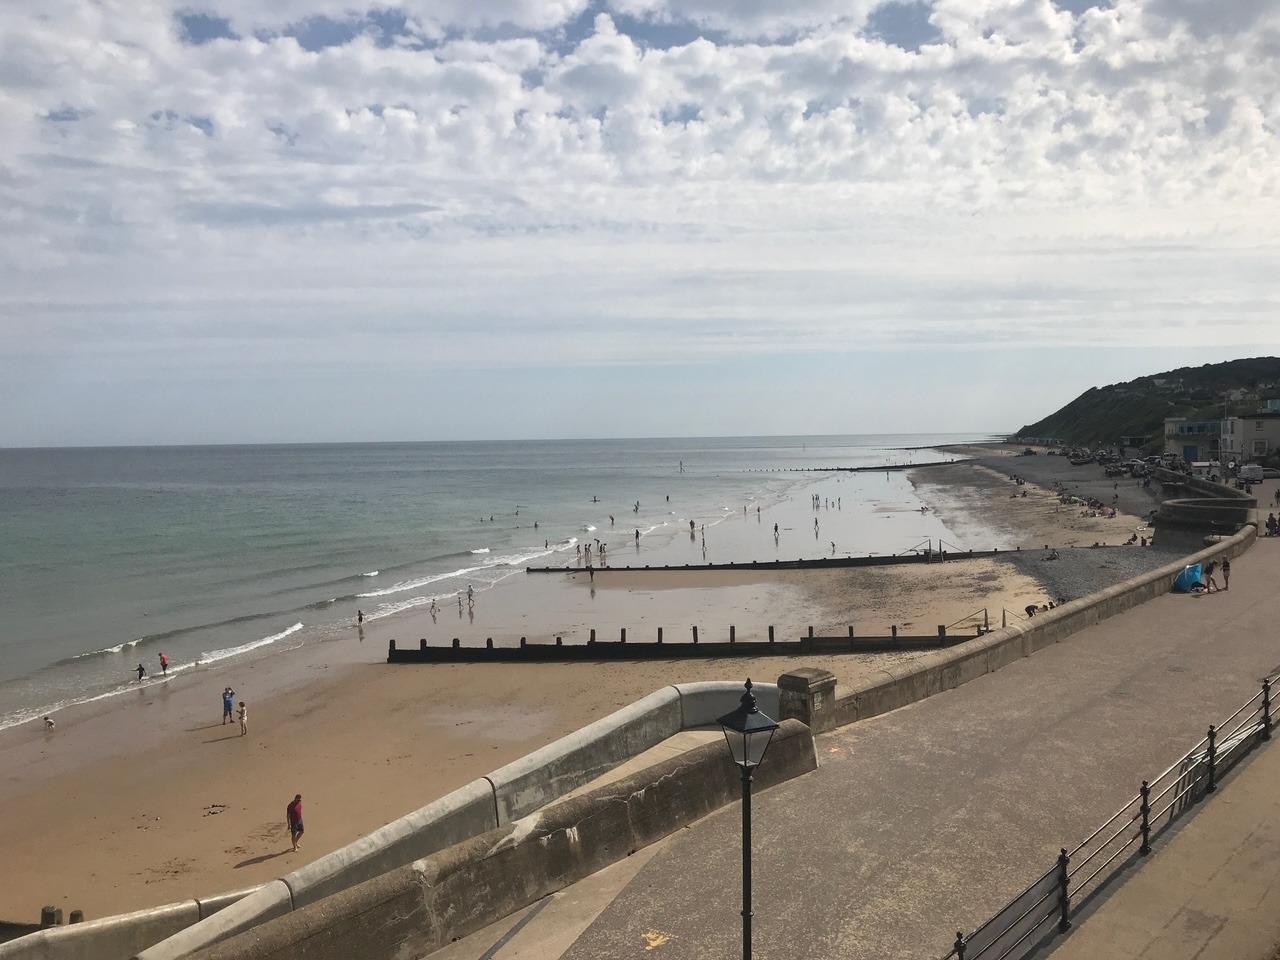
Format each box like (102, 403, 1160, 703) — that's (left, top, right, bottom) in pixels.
(717, 679, 779, 960)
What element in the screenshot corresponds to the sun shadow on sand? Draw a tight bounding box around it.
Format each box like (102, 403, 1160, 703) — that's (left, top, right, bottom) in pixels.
(187, 723, 230, 732)
(202, 734, 244, 744)
(235, 851, 289, 869)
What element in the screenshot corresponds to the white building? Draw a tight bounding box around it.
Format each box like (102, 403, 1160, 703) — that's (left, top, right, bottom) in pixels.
(1220, 413, 1280, 464)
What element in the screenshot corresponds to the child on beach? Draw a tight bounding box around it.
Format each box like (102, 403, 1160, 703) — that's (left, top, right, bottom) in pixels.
(237, 701, 248, 736)
(136, 663, 146, 682)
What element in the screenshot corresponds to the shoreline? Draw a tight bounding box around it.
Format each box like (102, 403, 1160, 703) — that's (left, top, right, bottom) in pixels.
(0, 457, 1159, 922)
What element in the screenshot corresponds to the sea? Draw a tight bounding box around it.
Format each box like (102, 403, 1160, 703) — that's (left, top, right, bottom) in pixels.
(0, 434, 994, 730)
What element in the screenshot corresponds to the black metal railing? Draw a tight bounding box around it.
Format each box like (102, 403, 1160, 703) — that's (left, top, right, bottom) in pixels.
(941, 674, 1275, 960)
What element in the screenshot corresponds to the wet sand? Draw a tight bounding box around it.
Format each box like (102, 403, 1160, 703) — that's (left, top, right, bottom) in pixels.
(0, 456, 1146, 923)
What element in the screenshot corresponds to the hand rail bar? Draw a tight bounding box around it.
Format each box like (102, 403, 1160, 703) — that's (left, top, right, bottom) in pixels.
(1067, 813, 1140, 879)
(967, 885, 1060, 960)
(1067, 800, 1139, 859)
(1072, 831, 1141, 894)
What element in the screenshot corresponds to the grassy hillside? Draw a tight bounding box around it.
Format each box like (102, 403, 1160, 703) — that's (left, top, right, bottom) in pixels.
(1016, 357, 1280, 448)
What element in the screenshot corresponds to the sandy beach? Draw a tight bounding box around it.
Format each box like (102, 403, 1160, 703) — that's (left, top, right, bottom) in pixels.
(0, 454, 1155, 923)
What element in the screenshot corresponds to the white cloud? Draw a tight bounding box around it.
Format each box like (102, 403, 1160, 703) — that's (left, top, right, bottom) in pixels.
(0, 0, 1278, 443)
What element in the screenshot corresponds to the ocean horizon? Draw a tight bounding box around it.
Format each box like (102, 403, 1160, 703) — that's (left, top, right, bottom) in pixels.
(0, 433, 996, 728)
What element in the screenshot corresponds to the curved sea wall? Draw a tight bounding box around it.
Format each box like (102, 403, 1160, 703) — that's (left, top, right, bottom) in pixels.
(110, 682, 777, 960)
(820, 524, 1256, 731)
(182, 720, 818, 960)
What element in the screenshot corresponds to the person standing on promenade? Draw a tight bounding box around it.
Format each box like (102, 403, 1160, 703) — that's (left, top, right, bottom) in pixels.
(286, 794, 304, 852)
(222, 686, 236, 724)
(237, 701, 248, 736)
(1203, 561, 1220, 593)
(1222, 557, 1231, 590)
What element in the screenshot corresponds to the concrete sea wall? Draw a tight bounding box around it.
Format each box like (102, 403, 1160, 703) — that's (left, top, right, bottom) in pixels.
(819, 526, 1256, 731)
(114, 682, 777, 960)
(0, 890, 259, 960)
(182, 720, 818, 960)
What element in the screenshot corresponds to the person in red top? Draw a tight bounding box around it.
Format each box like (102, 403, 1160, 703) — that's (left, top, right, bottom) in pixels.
(158, 653, 170, 676)
(286, 794, 304, 852)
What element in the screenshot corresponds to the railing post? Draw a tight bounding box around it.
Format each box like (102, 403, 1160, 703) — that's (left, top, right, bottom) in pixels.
(954, 931, 966, 960)
(1139, 780, 1151, 855)
(1207, 725, 1217, 792)
(1263, 678, 1273, 741)
(1057, 848, 1071, 932)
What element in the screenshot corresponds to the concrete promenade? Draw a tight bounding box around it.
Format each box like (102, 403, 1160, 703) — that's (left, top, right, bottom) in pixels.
(430, 535, 1280, 960)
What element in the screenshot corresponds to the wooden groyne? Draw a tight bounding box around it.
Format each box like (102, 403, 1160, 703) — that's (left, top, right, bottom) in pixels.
(527, 545, 1063, 575)
(387, 623, 985, 664)
(783, 459, 963, 474)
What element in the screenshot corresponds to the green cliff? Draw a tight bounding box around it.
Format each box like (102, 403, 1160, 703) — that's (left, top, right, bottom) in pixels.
(1016, 357, 1280, 449)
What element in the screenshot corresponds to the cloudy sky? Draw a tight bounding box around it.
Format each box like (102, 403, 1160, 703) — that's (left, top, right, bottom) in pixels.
(1, 0, 1278, 446)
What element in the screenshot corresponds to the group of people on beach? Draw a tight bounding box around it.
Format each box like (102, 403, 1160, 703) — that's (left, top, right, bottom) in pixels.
(222, 686, 248, 735)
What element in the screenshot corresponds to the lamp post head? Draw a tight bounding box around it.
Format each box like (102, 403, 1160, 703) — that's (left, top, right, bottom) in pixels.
(717, 679, 780, 770)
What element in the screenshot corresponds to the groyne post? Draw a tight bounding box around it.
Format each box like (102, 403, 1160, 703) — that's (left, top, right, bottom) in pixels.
(938, 625, 946, 637)
(590, 628, 596, 643)
(620, 628, 626, 644)
(657, 627, 663, 644)
(419, 639, 427, 651)
(692, 625, 698, 644)
(768, 625, 774, 643)
(388, 639, 396, 656)
(40, 907, 61, 928)
(730, 625, 736, 644)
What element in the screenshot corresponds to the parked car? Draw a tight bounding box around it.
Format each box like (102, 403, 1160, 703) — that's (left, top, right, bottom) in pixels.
(1263, 467, 1280, 479)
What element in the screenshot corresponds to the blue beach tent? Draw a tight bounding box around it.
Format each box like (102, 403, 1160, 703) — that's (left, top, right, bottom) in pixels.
(1172, 564, 1203, 592)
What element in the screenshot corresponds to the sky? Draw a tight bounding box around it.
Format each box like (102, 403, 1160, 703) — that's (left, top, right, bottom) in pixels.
(1, 0, 1278, 446)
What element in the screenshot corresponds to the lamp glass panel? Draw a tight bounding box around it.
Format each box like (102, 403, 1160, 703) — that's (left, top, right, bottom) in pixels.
(745, 726, 776, 767)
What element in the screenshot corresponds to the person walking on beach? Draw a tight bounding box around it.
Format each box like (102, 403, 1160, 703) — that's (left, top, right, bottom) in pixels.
(634, 529, 640, 544)
(222, 686, 236, 724)
(237, 701, 248, 736)
(158, 652, 169, 676)
(1221, 557, 1231, 590)
(136, 663, 147, 682)
(286, 794, 304, 852)
(357, 609, 364, 626)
